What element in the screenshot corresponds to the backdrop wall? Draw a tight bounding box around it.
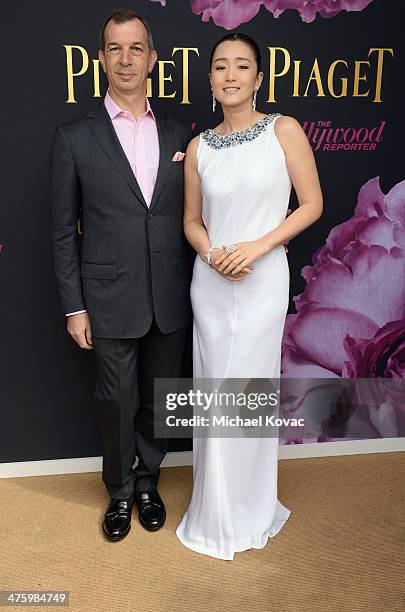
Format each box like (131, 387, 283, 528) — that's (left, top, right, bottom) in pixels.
(1, 0, 404, 463)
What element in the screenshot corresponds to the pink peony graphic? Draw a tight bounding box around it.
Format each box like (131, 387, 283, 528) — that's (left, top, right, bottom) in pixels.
(343, 319, 405, 379)
(150, 0, 375, 28)
(281, 177, 405, 441)
(190, 0, 263, 29)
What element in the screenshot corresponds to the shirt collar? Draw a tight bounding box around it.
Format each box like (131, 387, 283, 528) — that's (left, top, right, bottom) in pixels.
(104, 90, 156, 121)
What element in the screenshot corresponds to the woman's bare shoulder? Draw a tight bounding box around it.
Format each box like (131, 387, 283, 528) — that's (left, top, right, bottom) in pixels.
(274, 115, 303, 135)
(274, 115, 310, 151)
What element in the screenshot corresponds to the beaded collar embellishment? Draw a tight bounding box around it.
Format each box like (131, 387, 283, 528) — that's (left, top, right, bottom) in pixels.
(201, 113, 281, 150)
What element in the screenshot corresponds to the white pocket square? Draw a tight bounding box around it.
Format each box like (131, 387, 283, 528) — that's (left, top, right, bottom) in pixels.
(172, 151, 185, 161)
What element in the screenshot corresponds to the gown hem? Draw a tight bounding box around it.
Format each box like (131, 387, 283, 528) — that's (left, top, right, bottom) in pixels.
(175, 504, 291, 561)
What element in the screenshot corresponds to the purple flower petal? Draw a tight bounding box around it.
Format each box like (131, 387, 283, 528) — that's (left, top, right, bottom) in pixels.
(384, 180, 405, 230)
(343, 319, 405, 378)
(281, 343, 339, 378)
(288, 307, 378, 374)
(191, 0, 262, 29)
(264, 0, 374, 23)
(295, 245, 405, 327)
(189, 0, 374, 28)
(354, 176, 385, 219)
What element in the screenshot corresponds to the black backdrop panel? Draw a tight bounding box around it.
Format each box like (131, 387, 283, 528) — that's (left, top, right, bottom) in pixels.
(0, 0, 403, 461)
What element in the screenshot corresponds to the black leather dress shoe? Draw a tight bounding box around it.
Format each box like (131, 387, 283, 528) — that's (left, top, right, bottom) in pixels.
(102, 498, 133, 541)
(134, 490, 166, 532)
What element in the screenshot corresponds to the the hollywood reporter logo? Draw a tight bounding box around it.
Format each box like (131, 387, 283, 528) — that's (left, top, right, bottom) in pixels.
(304, 120, 386, 152)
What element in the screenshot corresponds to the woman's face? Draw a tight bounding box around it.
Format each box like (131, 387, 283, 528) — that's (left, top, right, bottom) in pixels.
(210, 40, 263, 110)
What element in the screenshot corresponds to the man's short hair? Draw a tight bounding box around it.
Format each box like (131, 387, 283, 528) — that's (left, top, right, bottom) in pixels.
(99, 9, 154, 52)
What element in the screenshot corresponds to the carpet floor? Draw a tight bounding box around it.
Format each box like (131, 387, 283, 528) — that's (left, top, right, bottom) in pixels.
(0, 451, 404, 611)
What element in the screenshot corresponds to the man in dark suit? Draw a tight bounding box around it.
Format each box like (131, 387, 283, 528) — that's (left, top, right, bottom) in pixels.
(51, 9, 193, 541)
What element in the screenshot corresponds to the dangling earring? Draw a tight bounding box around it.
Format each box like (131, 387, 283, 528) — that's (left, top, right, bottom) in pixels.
(252, 87, 258, 111)
(212, 91, 216, 112)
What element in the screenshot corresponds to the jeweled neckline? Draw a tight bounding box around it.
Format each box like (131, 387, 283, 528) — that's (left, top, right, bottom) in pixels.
(213, 115, 268, 137)
(201, 113, 281, 149)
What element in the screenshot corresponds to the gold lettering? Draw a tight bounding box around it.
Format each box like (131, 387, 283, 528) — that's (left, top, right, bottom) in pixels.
(353, 60, 370, 97)
(146, 78, 152, 97)
(158, 60, 176, 98)
(92, 59, 101, 98)
(172, 47, 200, 104)
(368, 48, 394, 103)
(267, 47, 290, 103)
(61, 44, 396, 105)
(64, 45, 89, 103)
(328, 60, 348, 98)
(303, 58, 325, 97)
(293, 60, 301, 97)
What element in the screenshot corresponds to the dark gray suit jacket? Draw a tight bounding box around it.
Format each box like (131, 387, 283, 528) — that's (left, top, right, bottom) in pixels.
(51, 101, 194, 338)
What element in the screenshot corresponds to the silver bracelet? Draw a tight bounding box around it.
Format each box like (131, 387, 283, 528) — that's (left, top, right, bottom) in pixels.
(203, 246, 215, 266)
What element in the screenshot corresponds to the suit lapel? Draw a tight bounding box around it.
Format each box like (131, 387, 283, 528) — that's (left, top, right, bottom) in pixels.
(149, 113, 173, 211)
(87, 102, 148, 210)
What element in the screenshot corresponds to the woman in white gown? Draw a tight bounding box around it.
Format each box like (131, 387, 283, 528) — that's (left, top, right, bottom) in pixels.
(176, 33, 323, 560)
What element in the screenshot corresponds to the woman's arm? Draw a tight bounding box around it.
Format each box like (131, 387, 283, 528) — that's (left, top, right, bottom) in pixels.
(183, 136, 252, 279)
(217, 116, 323, 275)
(267, 115, 323, 247)
(183, 136, 211, 262)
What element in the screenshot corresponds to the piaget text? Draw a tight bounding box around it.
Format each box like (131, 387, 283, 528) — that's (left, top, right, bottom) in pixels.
(63, 45, 394, 104)
(64, 45, 199, 104)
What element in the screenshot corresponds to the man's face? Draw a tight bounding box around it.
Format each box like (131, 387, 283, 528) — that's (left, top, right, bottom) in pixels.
(98, 18, 157, 96)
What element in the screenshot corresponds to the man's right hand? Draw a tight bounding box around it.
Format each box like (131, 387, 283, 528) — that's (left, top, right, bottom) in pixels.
(66, 312, 93, 350)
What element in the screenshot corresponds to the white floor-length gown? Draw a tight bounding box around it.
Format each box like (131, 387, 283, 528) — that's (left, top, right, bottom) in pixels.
(176, 114, 292, 560)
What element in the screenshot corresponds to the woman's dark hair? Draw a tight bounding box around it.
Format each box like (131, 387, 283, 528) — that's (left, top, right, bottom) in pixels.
(209, 33, 261, 74)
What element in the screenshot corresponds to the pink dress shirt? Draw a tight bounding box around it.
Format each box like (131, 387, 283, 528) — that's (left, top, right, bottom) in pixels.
(66, 91, 160, 316)
(104, 90, 160, 206)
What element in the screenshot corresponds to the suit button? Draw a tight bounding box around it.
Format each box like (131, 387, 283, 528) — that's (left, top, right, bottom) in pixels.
(147, 213, 154, 219)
